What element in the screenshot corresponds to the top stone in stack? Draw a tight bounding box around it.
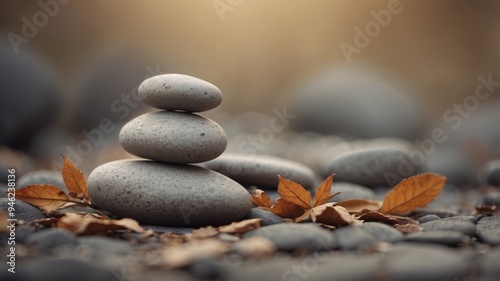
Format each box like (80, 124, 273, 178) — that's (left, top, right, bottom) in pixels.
(119, 74, 227, 163)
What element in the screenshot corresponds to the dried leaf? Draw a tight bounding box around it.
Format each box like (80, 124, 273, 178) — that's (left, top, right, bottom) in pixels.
(395, 223, 423, 234)
(189, 226, 219, 239)
(277, 175, 311, 209)
(58, 213, 144, 235)
(294, 209, 314, 223)
(356, 210, 399, 225)
(61, 154, 89, 202)
(475, 205, 499, 215)
(270, 198, 305, 219)
(0, 211, 8, 233)
(313, 173, 338, 206)
(218, 218, 261, 234)
(337, 199, 381, 213)
(380, 173, 446, 215)
(15, 184, 70, 213)
(313, 203, 362, 226)
(234, 236, 276, 258)
(30, 217, 60, 228)
(162, 239, 231, 268)
(251, 189, 272, 208)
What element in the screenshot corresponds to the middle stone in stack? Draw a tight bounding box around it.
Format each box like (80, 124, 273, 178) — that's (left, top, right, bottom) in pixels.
(88, 74, 252, 227)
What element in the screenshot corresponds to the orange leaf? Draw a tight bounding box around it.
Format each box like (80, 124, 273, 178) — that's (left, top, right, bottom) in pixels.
(313, 172, 337, 206)
(277, 175, 311, 209)
(380, 173, 446, 215)
(58, 213, 144, 235)
(218, 218, 261, 234)
(61, 154, 89, 202)
(15, 184, 70, 213)
(313, 203, 361, 226)
(251, 189, 272, 208)
(337, 199, 381, 213)
(295, 209, 314, 223)
(270, 198, 305, 219)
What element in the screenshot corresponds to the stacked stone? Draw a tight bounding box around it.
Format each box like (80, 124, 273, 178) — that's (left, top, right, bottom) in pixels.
(87, 74, 252, 227)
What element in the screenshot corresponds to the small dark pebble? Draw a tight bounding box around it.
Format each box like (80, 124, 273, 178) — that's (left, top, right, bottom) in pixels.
(26, 228, 77, 252)
(0, 198, 46, 222)
(142, 225, 195, 234)
(358, 222, 403, 243)
(245, 208, 285, 226)
(483, 192, 500, 206)
(404, 231, 468, 247)
(421, 219, 476, 236)
(189, 259, 224, 280)
(417, 214, 441, 224)
(332, 226, 376, 251)
(14, 225, 36, 244)
(485, 160, 500, 186)
(78, 236, 132, 256)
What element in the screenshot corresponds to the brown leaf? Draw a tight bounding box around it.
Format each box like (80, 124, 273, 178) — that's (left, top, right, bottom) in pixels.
(475, 205, 499, 215)
(162, 239, 231, 268)
(61, 154, 89, 202)
(58, 213, 144, 235)
(234, 236, 276, 258)
(380, 173, 446, 215)
(277, 175, 311, 209)
(395, 223, 423, 234)
(189, 226, 219, 239)
(356, 210, 399, 225)
(0, 211, 8, 234)
(251, 189, 272, 208)
(30, 217, 60, 228)
(337, 199, 381, 213)
(270, 198, 305, 219)
(15, 184, 70, 213)
(218, 218, 261, 234)
(313, 203, 362, 226)
(313, 173, 337, 206)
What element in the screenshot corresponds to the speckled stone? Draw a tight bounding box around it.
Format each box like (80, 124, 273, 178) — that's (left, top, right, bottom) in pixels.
(243, 223, 336, 252)
(119, 111, 227, 163)
(138, 74, 222, 112)
(332, 226, 376, 250)
(203, 153, 316, 189)
(245, 208, 285, 226)
(323, 148, 417, 187)
(358, 222, 403, 243)
(417, 214, 441, 224)
(87, 160, 252, 227)
(421, 219, 476, 236)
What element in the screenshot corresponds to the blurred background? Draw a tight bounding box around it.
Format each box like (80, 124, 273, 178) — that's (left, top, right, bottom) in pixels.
(0, 0, 499, 186)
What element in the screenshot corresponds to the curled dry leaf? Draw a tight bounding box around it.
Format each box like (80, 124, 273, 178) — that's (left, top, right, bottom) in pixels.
(313, 173, 339, 206)
(396, 223, 423, 234)
(251, 189, 272, 208)
(61, 154, 89, 202)
(29, 217, 60, 228)
(189, 226, 219, 240)
(277, 175, 311, 209)
(270, 198, 305, 219)
(0, 211, 8, 233)
(234, 236, 276, 258)
(336, 199, 381, 214)
(218, 218, 261, 234)
(58, 213, 144, 235)
(313, 203, 362, 226)
(162, 239, 231, 268)
(380, 173, 446, 215)
(15, 184, 70, 213)
(356, 210, 399, 225)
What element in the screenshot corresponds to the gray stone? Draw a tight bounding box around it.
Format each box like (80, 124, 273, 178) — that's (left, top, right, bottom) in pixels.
(245, 208, 285, 226)
(23, 258, 114, 281)
(17, 170, 67, 194)
(120, 111, 227, 163)
(440, 215, 478, 224)
(478, 248, 500, 279)
(323, 148, 416, 187)
(142, 225, 195, 234)
(476, 216, 500, 246)
(88, 160, 252, 227)
(289, 69, 422, 139)
(421, 219, 476, 236)
(329, 182, 375, 202)
(78, 236, 132, 256)
(422, 147, 478, 185)
(332, 226, 376, 250)
(385, 244, 466, 281)
(484, 192, 500, 206)
(243, 223, 336, 252)
(203, 153, 316, 189)
(417, 214, 441, 223)
(0, 198, 45, 222)
(358, 222, 403, 243)
(404, 231, 468, 247)
(26, 228, 77, 252)
(485, 160, 500, 186)
(138, 74, 222, 112)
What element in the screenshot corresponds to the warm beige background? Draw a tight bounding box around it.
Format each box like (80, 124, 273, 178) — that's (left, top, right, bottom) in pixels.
(1, 0, 499, 115)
